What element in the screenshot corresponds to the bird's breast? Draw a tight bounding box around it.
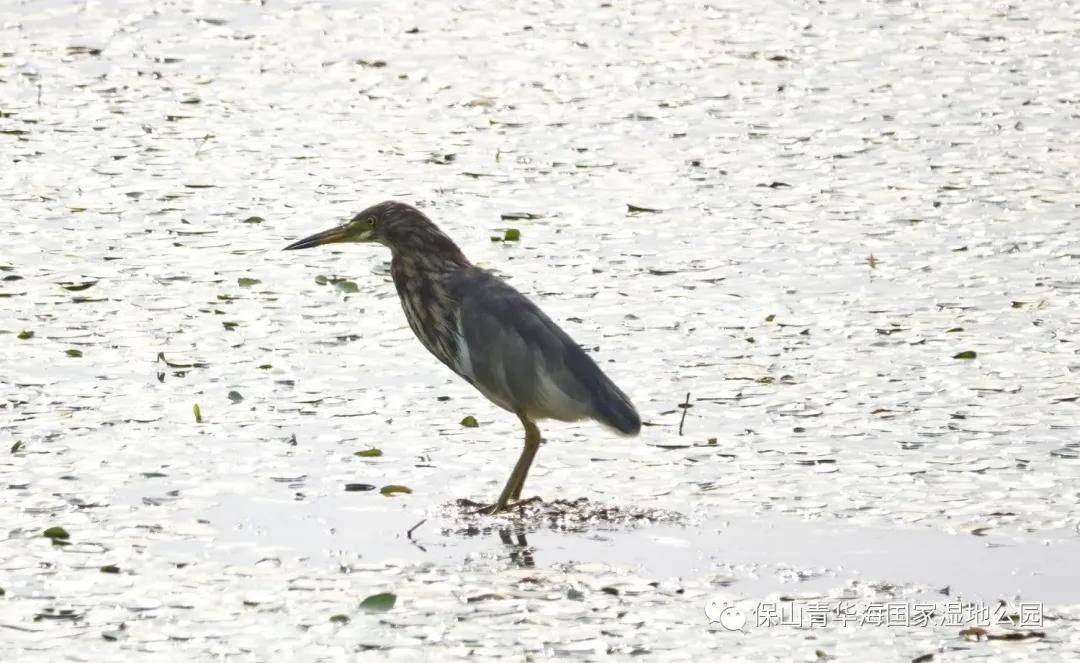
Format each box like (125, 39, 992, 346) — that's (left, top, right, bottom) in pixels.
(390, 257, 471, 380)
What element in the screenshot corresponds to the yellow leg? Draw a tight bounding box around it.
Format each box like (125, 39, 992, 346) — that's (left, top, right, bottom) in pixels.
(478, 412, 540, 515)
(509, 416, 540, 500)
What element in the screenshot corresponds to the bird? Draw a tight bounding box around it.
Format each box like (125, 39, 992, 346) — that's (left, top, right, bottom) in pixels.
(283, 201, 640, 514)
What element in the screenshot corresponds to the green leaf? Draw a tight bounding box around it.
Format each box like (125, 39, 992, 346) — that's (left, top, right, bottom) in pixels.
(354, 448, 383, 458)
(222, 321, 239, 330)
(359, 592, 396, 613)
(257, 363, 272, 370)
(953, 350, 977, 360)
(11, 440, 23, 453)
(329, 614, 350, 624)
(65, 348, 83, 357)
(43, 526, 70, 541)
(193, 404, 203, 423)
(335, 280, 359, 294)
(460, 415, 479, 428)
(503, 228, 521, 241)
(100, 565, 120, 574)
(241, 216, 264, 224)
(17, 330, 33, 340)
(227, 390, 243, 403)
(380, 484, 412, 496)
(314, 275, 329, 285)
(238, 277, 260, 288)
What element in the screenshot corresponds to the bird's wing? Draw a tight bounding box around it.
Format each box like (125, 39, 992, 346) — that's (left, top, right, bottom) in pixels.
(452, 268, 639, 434)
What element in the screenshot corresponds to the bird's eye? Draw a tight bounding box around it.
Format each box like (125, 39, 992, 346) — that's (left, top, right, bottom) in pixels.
(366, 217, 377, 227)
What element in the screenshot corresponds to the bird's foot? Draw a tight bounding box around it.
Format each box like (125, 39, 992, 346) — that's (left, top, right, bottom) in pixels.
(509, 496, 541, 509)
(475, 503, 503, 516)
(459, 496, 542, 516)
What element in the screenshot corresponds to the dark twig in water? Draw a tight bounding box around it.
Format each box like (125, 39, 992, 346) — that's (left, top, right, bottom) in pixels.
(406, 518, 426, 552)
(678, 392, 691, 436)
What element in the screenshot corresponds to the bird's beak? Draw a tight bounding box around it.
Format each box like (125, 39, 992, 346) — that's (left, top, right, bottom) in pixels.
(283, 224, 350, 251)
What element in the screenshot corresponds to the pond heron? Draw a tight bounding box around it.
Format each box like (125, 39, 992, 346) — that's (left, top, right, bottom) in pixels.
(284, 201, 640, 514)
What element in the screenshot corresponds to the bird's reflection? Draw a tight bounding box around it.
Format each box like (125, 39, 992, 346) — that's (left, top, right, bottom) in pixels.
(498, 527, 535, 568)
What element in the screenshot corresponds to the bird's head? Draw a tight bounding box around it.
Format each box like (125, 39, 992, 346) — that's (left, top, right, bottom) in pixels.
(284, 200, 466, 263)
(283, 201, 408, 250)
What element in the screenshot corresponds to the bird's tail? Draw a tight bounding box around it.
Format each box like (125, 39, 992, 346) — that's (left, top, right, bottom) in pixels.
(589, 372, 641, 436)
(559, 335, 641, 436)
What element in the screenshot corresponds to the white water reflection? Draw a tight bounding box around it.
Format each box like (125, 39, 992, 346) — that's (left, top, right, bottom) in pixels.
(2, 0, 1079, 659)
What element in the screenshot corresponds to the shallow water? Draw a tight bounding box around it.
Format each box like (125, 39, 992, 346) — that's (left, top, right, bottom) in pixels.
(2, 0, 1079, 660)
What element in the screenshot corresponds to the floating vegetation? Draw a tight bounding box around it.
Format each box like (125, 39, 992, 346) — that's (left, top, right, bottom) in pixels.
(491, 228, 521, 242)
(359, 592, 396, 613)
(66, 45, 102, 56)
(314, 275, 360, 293)
(42, 526, 70, 543)
(157, 352, 208, 368)
(58, 280, 97, 291)
(449, 497, 684, 533)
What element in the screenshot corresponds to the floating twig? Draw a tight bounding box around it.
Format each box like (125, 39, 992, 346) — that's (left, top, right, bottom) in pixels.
(406, 518, 426, 552)
(677, 392, 691, 436)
